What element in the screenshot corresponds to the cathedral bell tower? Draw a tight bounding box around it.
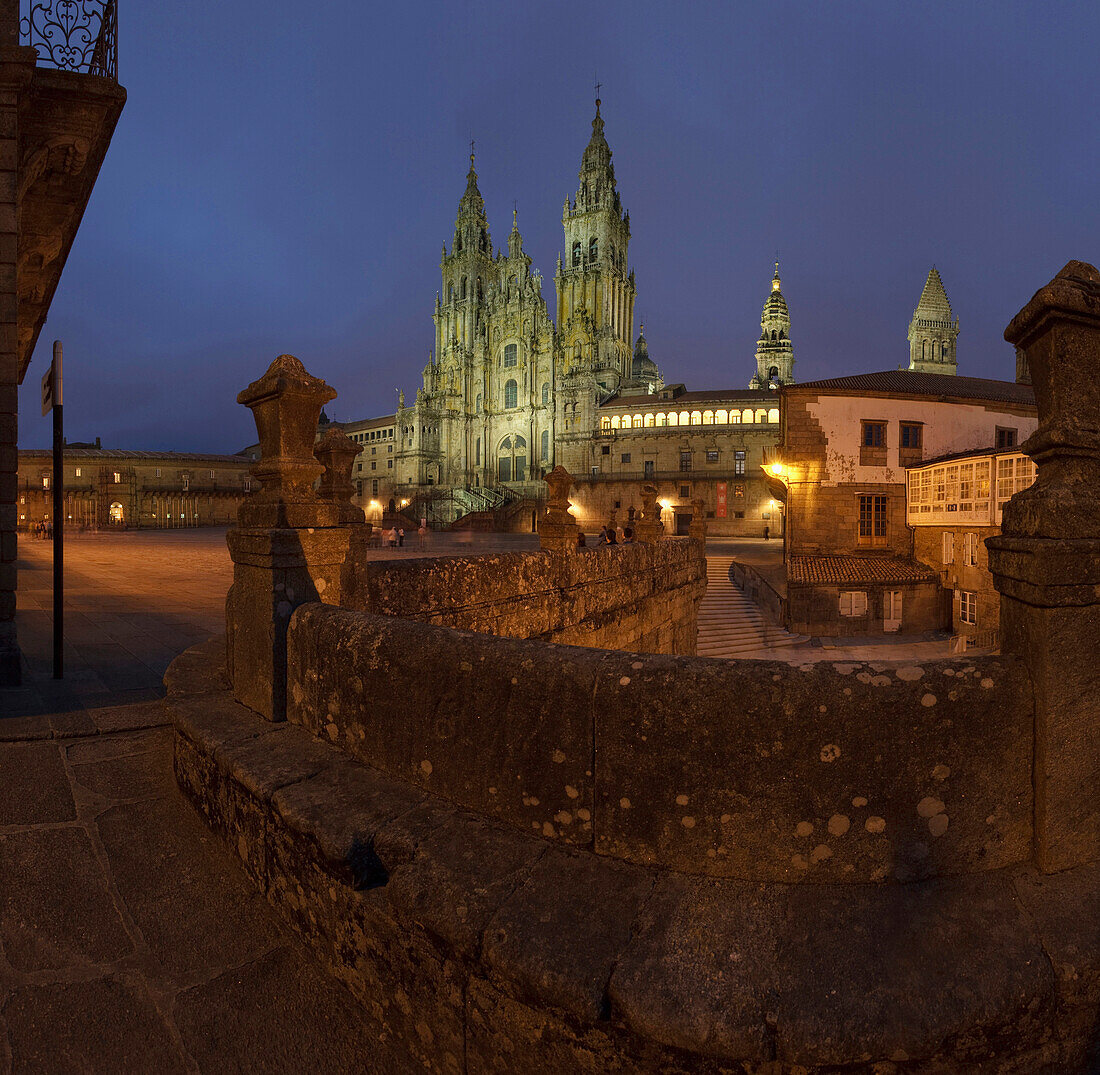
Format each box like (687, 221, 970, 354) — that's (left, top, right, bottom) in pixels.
(751, 262, 795, 388)
(907, 266, 959, 375)
(555, 97, 635, 396)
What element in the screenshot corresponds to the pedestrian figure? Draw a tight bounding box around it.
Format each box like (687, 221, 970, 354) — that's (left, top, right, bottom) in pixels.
(417, 522, 428, 549)
(621, 526, 634, 544)
(576, 531, 587, 548)
(764, 525, 770, 541)
(604, 527, 617, 545)
(398, 528, 405, 547)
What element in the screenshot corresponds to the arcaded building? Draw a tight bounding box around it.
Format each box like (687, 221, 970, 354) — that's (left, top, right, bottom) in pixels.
(17, 446, 253, 530)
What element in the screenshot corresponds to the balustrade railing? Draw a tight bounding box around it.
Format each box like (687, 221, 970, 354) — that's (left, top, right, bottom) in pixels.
(20, 0, 117, 79)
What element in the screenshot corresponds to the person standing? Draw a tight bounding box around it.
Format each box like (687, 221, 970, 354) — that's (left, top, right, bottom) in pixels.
(398, 528, 405, 547)
(764, 524, 770, 541)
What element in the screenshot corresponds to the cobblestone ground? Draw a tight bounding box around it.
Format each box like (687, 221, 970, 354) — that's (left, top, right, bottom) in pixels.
(0, 526, 538, 1073)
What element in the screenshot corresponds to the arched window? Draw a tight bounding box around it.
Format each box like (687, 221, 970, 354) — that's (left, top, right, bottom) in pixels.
(742, 408, 754, 424)
(541, 430, 549, 460)
(475, 437, 481, 465)
(572, 242, 581, 267)
(504, 343, 517, 367)
(109, 502, 123, 524)
(729, 410, 740, 424)
(703, 410, 714, 425)
(455, 233, 463, 253)
(643, 413, 654, 427)
(589, 237, 599, 262)
(448, 285, 454, 301)
(678, 411, 689, 425)
(690, 411, 702, 426)
(632, 414, 643, 428)
(665, 412, 677, 427)
(541, 383, 550, 406)
(461, 276, 467, 300)
(611, 415, 621, 429)
(479, 229, 488, 252)
(610, 243, 616, 267)
(768, 408, 780, 423)
(768, 366, 779, 381)
(716, 409, 728, 425)
(756, 408, 768, 424)
(498, 435, 527, 482)
(475, 393, 482, 414)
(600, 417, 611, 431)
(778, 330, 785, 340)
(771, 330, 777, 341)
(922, 339, 929, 361)
(504, 379, 518, 409)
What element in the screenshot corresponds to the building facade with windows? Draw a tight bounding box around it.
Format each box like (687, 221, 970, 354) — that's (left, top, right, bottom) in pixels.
(772, 370, 1037, 635)
(907, 447, 1037, 641)
(16, 447, 253, 530)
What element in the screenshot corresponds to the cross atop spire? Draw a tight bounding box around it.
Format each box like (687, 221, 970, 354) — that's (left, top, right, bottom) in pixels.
(595, 75, 602, 110)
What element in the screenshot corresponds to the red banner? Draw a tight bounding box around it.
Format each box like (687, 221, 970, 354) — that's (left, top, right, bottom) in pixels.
(716, 481, 727, 518)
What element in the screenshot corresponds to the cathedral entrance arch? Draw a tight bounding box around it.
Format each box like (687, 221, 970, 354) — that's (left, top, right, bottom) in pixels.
(497, 435, 527, 482)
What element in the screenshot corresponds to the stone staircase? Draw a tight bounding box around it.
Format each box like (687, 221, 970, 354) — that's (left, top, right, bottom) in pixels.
(696, 554, 810, 658)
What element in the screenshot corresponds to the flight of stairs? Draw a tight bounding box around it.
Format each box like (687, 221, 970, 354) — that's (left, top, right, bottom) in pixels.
(695, 555, 810, 658)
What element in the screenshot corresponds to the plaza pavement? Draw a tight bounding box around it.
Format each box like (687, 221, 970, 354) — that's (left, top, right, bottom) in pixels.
(0, 526, 962, 1071)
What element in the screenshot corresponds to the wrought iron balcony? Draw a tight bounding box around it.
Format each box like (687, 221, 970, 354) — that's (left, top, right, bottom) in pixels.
(20, 0, 117, 79)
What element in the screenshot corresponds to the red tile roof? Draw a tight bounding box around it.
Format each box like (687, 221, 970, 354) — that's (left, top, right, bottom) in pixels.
(788, 555, 939, 584)
(787, 370, 1035, 407)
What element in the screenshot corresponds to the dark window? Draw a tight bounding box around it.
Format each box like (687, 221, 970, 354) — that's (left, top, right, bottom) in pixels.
(858, 494, 888, 547)
(572, 242, 581, 267)
(900, 423, 923, 449)
(862, 421, 886, 448)
(589, 237, 598, 262)
(541, 430, 549, 460)
(643, 460, 655, 477)
(372, 480, 378, 495)
(734, 510, 745, 519)
(734, 450, 746, 475)
(504, 379, 518, 409)
(996, 427, 1018, 449)
(621, 453, 631, 463)
(680, 485, 690, 497)
(614, 500, 621, 509)
(679, 451, 692, 472)
(503, 344, 517, 368)
(706, 450, 719, 463)
(601, 445, 610, 456)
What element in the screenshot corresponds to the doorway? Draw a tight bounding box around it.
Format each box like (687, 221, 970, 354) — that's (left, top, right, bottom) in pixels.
(884, 589, 903, 632)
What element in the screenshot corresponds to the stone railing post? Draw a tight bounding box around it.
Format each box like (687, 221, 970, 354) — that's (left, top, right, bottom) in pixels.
(538, 465, 579, 551)
(635, 484, 662, 543)
(987, 261, 1100, 873)
(226, 355, 368, 721)
(689, 496, 707, 545)
(315, 427, 368, 528)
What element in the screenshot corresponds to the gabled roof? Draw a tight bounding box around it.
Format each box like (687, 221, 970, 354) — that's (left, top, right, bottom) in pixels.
(787, 370, 1035, 406)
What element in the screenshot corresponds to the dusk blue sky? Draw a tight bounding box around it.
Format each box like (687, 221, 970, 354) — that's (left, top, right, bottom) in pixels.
(19, 0, 1098, 452)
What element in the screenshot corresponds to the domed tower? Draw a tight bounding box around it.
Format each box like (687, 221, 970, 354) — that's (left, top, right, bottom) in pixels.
(907, 267, 959, 375)
(751, 262, 795, 388)
(628, 323, 662, 391)
(555, 97, 635, 396)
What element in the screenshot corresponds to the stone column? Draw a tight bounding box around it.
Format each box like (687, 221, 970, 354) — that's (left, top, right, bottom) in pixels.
(538, 465, 579, 551)
(0, 39, 34, 685)
(689, 496, 707, 545)
(987, 261, 1100, 874)
(635, 484, 662, 543)
(226, 355, 367, 721)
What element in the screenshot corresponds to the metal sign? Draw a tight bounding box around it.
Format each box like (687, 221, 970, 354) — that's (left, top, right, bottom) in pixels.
(41, 346, 62, 415)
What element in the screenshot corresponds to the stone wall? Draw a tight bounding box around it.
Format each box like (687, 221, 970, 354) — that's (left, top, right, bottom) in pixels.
(287, 603, 1032, 883)
(914, 523, 1001, 639)
(787, 578, 948, 637)
(349, 537, 705, 655)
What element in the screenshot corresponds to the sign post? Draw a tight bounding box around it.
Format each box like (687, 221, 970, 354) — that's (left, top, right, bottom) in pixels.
(41, 341, 63, 679)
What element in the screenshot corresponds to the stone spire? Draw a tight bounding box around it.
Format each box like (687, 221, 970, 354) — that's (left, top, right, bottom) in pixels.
(751, 261, 795, 388)
(452, 148, 491, 257)
(577, 97, 617, 206)
(508, 204, 523, 259)
(908, 266, 959, 375)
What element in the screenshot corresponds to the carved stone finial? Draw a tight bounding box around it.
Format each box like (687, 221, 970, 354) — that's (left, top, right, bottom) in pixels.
(988, 260, 1100, 874)
(540, 465, 579, 551)
(314, 428, 366, 526)
(635, 484, 662, 543)
(236, 355, 339, 528)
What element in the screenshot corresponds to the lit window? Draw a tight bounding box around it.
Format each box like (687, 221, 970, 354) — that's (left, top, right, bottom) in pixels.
(734, 451, 746, 476)
(113, 471, 121, 484)
(155, 468, 161, 478)
(75, 467, 81, 478)
(857, 494, 888, 547)
(943, 532, 955, 565)
(42, 475, 50, 489)
(209, 470, 215, 479)
(244, 479, 251, 492)
(706, 450, 719, 463)
(504, 344, 518, 368)
(767, 408, 779, 424)
(600, 417, 611, 431)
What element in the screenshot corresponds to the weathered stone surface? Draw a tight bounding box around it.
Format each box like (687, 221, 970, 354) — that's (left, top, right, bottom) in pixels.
(610, 874, 782, 1060)
(0, 827, 132, 971)
(774, 872, 1055, 1068)
(381, 804, 546, 961)
(0, 739, 73, 824)
(67, 726, 176, 802)
(482, 848, 654, 1022)
(3, 977, 186, 1075)
(593, 653, 1032, 882)
(288, 605, 599, 844)
(174, 944, 370, 1075)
